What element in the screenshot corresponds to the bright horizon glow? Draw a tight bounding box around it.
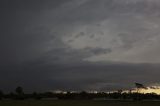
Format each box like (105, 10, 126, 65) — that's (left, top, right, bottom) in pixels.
(124, 86, 160, 95)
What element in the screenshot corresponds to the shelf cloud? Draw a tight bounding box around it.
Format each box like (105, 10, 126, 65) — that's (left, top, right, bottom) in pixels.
(1, 0, 160, 92)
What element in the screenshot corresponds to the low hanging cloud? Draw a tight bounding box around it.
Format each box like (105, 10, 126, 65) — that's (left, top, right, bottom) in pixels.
(1, 0, 160, 92)
(62, 0, 160, 64)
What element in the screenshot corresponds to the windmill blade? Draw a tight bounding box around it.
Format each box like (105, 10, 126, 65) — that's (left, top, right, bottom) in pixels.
(135, 83, 147, 89)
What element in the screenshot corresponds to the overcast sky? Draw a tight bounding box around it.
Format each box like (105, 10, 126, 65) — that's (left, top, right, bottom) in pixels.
(1, 0, 160, 92)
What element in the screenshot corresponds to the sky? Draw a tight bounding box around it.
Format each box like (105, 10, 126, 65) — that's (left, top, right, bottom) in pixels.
(1, 0, 160, 92)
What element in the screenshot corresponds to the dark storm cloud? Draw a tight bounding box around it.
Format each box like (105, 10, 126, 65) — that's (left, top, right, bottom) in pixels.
(83, 47, 112, 55)
(0, 0, 69, 10)
(75, 32, 85, 38)
(1, 62, 160, 91)
(1, 0, 160, 92)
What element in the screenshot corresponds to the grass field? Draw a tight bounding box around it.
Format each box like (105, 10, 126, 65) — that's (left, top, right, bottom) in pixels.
(1, 100, 160, 106)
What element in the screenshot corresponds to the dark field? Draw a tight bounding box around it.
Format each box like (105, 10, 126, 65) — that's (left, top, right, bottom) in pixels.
(0, 100, 160, 106)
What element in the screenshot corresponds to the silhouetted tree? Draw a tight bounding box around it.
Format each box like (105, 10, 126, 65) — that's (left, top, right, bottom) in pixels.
(117, 89, 122, 94)
(15, 86, 24, 100)
(8, 92, 15, 100)
(15, 86, 23, 95)
(32, 92, 42, 100)
(0, 90, 3, 100)
(79, 91, 88, 99)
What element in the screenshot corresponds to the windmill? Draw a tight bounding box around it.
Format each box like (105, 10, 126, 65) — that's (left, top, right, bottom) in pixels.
(135, 83, 147, 93)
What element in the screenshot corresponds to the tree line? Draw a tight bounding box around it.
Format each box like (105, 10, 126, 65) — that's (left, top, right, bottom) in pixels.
(0, 86, 160, 101)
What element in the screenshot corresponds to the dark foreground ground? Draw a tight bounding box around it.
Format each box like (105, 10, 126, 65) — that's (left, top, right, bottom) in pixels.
(1, 100, 160, 106)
